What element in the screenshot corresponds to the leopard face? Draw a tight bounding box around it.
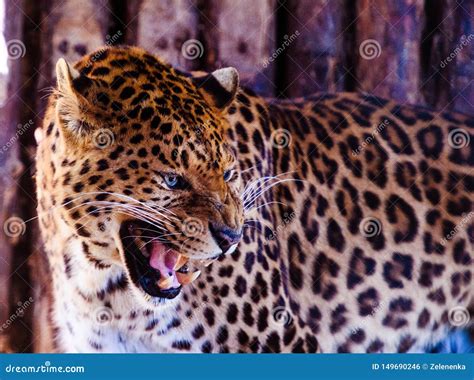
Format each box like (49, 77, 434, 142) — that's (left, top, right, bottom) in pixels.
(49, 47, 244, 304)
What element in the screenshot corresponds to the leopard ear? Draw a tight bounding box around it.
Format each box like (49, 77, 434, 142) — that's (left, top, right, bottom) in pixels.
(56, 58, 80, 92)
(55, 58, 96, 136)
(192, 67, 239, 110)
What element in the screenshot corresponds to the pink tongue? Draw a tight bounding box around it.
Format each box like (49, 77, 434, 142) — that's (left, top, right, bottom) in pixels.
(149, 241, 180, 289)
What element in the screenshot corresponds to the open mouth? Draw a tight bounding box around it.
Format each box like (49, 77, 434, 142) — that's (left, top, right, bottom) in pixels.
(119, 220, 205, 300)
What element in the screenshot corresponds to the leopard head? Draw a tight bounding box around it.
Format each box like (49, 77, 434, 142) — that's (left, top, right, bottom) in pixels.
(51, 47, 244, 305)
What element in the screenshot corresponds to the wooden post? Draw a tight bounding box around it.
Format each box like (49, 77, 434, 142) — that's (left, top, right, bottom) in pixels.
(30, 0, 116, 352)
(127, 0, 200, 70)
(419, 0, 449, 110)
(199, 0, 276, 96)
(0, 0, 25, 353)
(420, 0, 474, 115)
(36, 0, 112, 114)
(446, 0, 474, 114)
(355, 0, 424, 104)
(282, 0, 350, 97)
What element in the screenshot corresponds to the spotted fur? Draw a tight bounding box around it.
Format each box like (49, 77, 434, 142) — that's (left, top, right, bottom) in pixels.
(35, 46, 473, 353)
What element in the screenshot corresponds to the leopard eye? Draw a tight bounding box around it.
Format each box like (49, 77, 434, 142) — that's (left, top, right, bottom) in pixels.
(164, 173, 178, 187)
(223, 169, 234, 182)
(162, 173, 188, 190)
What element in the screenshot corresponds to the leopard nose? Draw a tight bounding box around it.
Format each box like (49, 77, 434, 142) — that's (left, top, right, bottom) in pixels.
(209, 222, 242, 253)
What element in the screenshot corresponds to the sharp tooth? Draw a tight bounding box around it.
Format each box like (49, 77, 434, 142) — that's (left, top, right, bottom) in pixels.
(158, 276, 174, 289)
(191, 270, 201, 282)
(173, 255, 188, 271)
(176, 270, 201, 285)
(204, 260, 213, 267)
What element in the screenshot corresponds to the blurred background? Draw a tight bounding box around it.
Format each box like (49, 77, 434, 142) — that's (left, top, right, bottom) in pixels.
(0, 0, 473, 352)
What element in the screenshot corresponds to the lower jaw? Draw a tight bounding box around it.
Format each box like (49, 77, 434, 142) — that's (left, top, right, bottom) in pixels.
(138, 276, 182, 299)
(119, 222, 184, 300)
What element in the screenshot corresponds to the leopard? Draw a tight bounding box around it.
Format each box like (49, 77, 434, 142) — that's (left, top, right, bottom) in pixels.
(34, 45, 473, 353)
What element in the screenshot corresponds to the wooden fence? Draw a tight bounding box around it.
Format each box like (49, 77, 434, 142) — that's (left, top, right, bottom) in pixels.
(0, 0, 473, 352)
